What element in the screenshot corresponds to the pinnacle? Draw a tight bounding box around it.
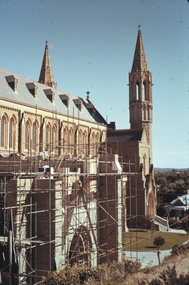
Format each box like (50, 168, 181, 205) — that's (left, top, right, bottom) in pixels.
(131, 27, 149, 72)
(38, 41, 56, 89)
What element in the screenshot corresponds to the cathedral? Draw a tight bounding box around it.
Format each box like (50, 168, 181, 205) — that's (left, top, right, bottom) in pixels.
(0, 27, 156, 284)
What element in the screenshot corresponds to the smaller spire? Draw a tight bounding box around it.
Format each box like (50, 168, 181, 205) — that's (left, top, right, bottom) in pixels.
(38, 41, 57, 89)
(131, 27, 149, 72)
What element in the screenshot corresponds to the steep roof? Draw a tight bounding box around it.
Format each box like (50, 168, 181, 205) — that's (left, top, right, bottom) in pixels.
(131, 26, 149, 72)
(0, 68, 107, 125)
(170, 194, 189, 206)
(38, 41, 56, 89)
(107, 128, 143, 142)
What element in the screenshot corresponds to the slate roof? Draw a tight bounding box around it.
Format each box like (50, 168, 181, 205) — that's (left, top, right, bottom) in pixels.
(107, 128, 143, 142)
(131, 26, 149, 72)
(0, 68, 107, 125)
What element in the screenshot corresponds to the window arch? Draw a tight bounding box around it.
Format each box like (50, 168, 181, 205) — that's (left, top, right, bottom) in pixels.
(52, 124, 57, 151)
(46, 123, 51, 150)
(63, 126, 68, 154)
(69, 127, 74, 154)
(69, 225, 92, 267)
(9, 118, 13, 148)
(32, 121, 39, 151)
(1, 115, 8, 148)
(83, 130, 87, 155)
(1, 116, 5, 147)
(143, 81, 148, 101)
(77, 129, 87, 156)
(135, 82, 139, 100)
(78, 129, 83, 155)
(25, 120, 32, 150)
(9, 116, 16, 149)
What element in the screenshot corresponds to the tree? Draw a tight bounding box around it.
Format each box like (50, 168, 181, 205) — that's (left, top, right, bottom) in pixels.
(153, 236, 165, 265)
(157, 204, 170, 217)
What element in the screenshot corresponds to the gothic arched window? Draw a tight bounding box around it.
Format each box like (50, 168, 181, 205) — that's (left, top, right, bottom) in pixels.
(25, 120, 32, 150)
(69, 127, 74, 154)
(143, 81, 148, 101)
(135, 82, 139, 100)
(32, 121, 39, 151)
(52, 124, 57, 151)
(1, 115, 8, 148)
(9, 116, 16, 149)
(90, 132, 95, 156)
(46, 123, 51, 150)
(78, 129, 83, 155)
(83, 130, 87, 155)
(63, 126, 68, 154)
(69, 225, 92, 267)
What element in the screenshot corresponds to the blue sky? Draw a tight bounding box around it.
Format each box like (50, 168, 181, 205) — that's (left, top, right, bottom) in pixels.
(0, 0, 188, 168)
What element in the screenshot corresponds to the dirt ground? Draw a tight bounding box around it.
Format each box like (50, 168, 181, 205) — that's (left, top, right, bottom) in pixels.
(123, 252, 189, 284)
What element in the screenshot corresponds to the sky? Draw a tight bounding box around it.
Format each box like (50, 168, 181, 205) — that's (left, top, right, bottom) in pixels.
(0, 0, 188, 169)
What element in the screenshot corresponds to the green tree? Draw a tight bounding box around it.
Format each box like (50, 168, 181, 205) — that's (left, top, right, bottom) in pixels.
(157, 204, 170, 217)
(153, 236, 165, 265)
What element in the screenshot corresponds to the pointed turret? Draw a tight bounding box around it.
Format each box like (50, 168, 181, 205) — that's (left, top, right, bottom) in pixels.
(38, 41, 57, 89)
(131, 26, 148, 72)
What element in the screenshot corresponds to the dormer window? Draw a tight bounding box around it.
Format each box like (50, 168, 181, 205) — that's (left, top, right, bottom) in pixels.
(59, 94, 69, 107)
(5, 75, 18, 92)
(73, 98, 82, 111)
(44, 89, 55, 103)
(26, 82, 38, 98)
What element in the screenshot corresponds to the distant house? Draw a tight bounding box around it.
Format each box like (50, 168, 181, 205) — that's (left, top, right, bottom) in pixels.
(170, 194, 189, 218)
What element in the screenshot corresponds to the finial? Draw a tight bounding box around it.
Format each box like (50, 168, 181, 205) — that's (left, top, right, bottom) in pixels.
(138, 25, 141, 31)
(86, 91, 90, 100)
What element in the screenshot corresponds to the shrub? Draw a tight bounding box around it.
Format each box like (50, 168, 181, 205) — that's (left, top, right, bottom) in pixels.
(138, 265, 189, 285)
(41, 259, 142, 285)
(171, 243, 180, 255)
(171, 242, 189, 256)
(168, 217, 182, 229)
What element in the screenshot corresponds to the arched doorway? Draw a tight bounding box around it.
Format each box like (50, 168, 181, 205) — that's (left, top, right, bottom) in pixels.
(69, 225, 92, 267)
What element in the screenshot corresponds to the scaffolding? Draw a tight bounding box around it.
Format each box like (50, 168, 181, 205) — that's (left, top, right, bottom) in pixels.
(0, 139, 140, 285)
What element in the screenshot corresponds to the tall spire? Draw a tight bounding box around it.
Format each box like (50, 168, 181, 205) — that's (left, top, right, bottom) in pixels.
(38, 41, 57, 89)
(131, 26, 148, 72)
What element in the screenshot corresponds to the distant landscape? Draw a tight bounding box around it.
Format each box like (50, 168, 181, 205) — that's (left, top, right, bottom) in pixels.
(155, 168, 189, 172)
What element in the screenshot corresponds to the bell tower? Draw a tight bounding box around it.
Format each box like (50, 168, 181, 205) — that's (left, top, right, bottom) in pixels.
(129, 26, 153, 145)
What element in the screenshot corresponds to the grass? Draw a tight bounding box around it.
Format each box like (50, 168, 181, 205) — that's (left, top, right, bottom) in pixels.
(123, 229, 189, 251)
